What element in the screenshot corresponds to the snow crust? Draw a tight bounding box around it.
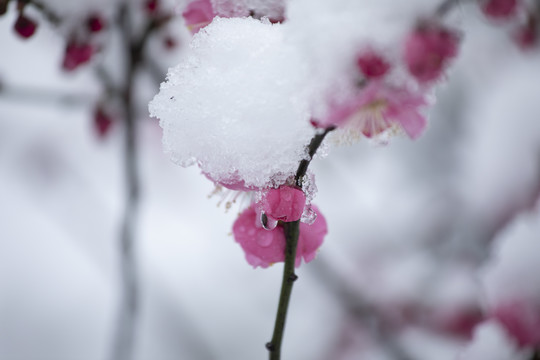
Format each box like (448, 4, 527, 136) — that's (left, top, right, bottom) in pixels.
(149, 17, 314, 188)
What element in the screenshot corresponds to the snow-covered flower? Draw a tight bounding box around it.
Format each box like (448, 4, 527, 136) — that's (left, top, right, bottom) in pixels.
(232, 204, 327, 268)
(403, 22, 460, 84)
(315, 81, 428, 140)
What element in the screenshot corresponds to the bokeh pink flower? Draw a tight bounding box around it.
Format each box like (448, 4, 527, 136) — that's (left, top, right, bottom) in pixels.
(62, 40, 94, 71)
(403, 22, 460, 84)
(14, 14, 37, 39)
(481, 0, 519, 20)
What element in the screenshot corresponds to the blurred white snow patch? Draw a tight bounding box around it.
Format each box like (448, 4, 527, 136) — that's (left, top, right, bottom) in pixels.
(481, 205, 540, 305)
(149, 17, 314, 188)
(458, 321, 528, 360)
(458, 55, 540, 225)
(399, 327, 461, 360)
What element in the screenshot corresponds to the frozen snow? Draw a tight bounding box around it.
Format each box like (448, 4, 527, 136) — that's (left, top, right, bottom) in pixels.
(149, 17, 314, 189)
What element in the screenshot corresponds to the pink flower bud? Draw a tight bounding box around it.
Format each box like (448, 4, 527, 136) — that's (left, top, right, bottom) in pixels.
(356, 50, 391, 79)
(164, 36, 177, 50)
(62, 40, 94, 71)
(492, 299, 540, 347)
(403, 23, 460, 84)
(87, 14, 105, 33)
(232, 204, 327, 268)
(514, 20, 537, 50)
(14, 14, 37, 39)
(145, 0, 159, 14)
(94, 106, 113, 138)
(183, 0, 215, 35)
(259, 186, 306, 223)
(481, 0, 519, 19)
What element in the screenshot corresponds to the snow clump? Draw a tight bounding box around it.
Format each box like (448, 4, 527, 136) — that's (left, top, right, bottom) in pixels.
(149, 17, 314, 189)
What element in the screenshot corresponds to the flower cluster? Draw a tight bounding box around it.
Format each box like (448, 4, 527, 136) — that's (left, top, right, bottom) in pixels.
(314, 19, 460, 142)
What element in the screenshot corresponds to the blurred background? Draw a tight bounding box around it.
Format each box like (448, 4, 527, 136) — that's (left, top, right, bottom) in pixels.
(1, 0, 540, 359)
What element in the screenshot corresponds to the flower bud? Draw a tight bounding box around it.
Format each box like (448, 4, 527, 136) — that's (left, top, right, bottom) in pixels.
(403, 22, 460, 84)
(14, 14, 37, 39)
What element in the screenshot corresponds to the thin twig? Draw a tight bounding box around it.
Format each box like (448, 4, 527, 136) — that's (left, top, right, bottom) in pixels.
(26, 0, 62, 25)
(266, 127, 334, 360)
(109, 4, 141, 360)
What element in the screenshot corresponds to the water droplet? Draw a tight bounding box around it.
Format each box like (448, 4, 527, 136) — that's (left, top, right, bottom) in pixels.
(261, 212, 278, 230)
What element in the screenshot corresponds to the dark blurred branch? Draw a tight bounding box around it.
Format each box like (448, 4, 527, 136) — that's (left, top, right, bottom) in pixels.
(109, 4, 175, 360)
(435, 0, 460, 17)
(25, 0, 61, 25)
(109, 4, 140, 360)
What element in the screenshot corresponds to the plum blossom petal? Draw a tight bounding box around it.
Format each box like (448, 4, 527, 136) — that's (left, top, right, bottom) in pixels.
(232, 204, 327, 268)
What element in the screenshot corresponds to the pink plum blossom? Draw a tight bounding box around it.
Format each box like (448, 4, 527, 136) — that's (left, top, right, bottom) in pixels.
(258, 186, 306, 223)
(481, 0, 519, 19)
(182, 0, 215, 35)
(232, 204, 327, 268)
(492, 298, 540, 347)
(403, 22, 460, 84)
(316, 81, 428, 140)
(356, 50, 391, 79)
